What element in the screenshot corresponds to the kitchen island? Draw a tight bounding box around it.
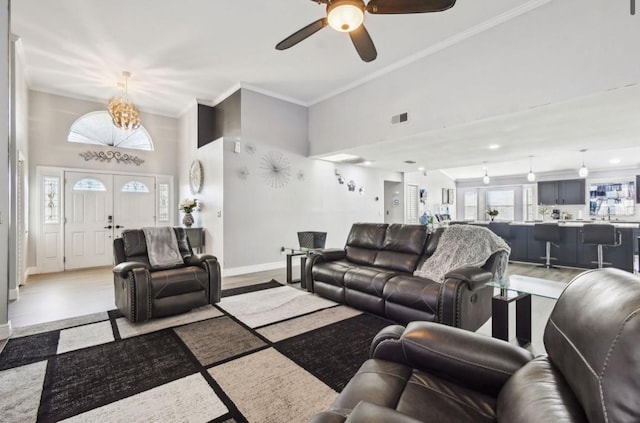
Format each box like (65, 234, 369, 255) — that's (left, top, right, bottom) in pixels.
(470, 221, 639, 272)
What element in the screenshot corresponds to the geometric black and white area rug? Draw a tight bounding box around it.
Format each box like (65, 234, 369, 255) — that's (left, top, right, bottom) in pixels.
(0, 281, 392, 422)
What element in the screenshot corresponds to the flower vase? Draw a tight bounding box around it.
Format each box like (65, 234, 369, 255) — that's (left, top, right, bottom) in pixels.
(490, 216, 495, 222)
(183, 212, 194, 228)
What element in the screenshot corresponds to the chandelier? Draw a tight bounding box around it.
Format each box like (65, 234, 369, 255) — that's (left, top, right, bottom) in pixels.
(108, 71, 141, 131)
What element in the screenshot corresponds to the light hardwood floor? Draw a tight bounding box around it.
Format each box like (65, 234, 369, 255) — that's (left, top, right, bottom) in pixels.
(8, 262, 584, 329)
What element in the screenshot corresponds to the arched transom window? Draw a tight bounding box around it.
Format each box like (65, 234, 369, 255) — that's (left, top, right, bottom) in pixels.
(68, 111, 154, 151)
(73, 178, 107, 192)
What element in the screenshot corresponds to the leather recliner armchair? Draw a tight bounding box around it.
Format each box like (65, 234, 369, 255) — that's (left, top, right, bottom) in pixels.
(309, 267, 640, 422)
(112, 228, 221, 322)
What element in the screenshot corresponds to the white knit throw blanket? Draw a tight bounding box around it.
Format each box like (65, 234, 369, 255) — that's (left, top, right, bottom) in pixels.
(414, 225, 510, 283)
(142, 227, 184, 269)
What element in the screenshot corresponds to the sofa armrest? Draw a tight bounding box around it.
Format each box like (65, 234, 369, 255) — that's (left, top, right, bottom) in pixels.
(113, 261, 149, 278)
(444, 266, 492, 290)
(183, 253, 216, 266)
(439, 266, 493, 330)
(371, 321, 533, 396)
(304, 248, 346, 292)
(311, 248, 347, 261)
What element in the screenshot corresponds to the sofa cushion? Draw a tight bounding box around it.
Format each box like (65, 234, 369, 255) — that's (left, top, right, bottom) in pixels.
(345, 246, 378, 266)
(382, 224, 427, 255)
(346, 223, 388, 249)
(383, 275, 440, 315)
(497, 357, 587, 422)
(313, 260, 359, 287)
(332, 359, 497, 423)
(344, 266, 399, 296)
(150, 266, 208, 299)
(374, 251, 421, 273)
(345, 223, 388, 266)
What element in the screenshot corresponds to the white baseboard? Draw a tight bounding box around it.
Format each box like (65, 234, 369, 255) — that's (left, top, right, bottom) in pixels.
(9, 287, 18, 301)
(26, 266, 38, 276)
(223, 261, 285, 277)
(0, 321, 12, 340)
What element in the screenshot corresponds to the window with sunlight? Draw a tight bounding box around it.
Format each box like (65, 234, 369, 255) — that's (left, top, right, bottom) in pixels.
(68, 111, 154, 151)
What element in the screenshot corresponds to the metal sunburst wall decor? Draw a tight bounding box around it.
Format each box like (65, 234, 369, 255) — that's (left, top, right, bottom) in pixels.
(260, 151, 291, 189)
(238, 166, 250, 180)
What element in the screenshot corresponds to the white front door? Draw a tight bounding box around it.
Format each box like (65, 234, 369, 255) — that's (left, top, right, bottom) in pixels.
(113, 175, 156, 238)
(64, 172, 114, 269)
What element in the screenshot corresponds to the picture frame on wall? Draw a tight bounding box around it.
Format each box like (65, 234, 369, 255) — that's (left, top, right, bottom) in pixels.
(442, 188, 455, 204)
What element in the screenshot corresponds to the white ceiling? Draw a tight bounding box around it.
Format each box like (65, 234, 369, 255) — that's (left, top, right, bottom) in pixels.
(11, 0, 640, 178)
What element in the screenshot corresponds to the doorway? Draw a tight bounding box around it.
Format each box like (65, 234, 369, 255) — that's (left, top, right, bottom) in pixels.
(64, 172, 156, 270)
(384, 181, 404, 224)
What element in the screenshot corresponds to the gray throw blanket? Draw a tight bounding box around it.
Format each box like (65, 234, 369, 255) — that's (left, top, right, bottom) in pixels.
(414, 225, 510, 283)
(142, 227, 184, 269)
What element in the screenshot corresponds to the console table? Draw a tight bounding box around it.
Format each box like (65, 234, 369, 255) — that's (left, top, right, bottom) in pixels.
(486, 275, 567, 346)
(184, 227, 205, 254)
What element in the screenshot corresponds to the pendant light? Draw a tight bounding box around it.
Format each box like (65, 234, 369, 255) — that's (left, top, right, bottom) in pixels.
(482, 162, 490, 185)
(578, 149, 589, 178)
(527, 156, 536, 182)
(108, 71, 141, 131)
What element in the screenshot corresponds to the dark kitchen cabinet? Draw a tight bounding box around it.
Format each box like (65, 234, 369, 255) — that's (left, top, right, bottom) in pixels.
(559, 179, 585, 205)
(538, 179, 585, 205)
(538, 181, 559, 205)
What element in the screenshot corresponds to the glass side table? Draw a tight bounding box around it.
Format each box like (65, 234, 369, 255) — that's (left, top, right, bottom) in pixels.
(282, 247, 313, 287)
(486, 275, 567, 346)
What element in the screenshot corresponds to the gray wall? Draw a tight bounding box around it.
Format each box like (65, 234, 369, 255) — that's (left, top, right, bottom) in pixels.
(308, 0, 639, 157)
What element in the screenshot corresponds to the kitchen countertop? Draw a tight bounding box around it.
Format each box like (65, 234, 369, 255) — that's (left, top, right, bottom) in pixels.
(467, 221, 640, 228)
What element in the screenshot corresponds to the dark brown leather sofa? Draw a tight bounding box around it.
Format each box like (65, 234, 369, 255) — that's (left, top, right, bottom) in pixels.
(112, 228, 221, 322)
(305, 223, 507, 331)
(310, 268, 640, 422)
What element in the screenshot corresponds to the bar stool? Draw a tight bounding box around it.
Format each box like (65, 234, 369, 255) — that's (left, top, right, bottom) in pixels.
(582, 224, 621, 268)
(534, 223, 560, 269)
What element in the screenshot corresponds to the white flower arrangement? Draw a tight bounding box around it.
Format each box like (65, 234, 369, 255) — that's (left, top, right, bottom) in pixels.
(179, 198, 198, 213)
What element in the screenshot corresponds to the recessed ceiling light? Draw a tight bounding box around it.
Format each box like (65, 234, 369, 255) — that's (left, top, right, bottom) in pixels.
(363, 161, 372, 166)
(417, 167, 425, 171)
(320, 153, 360, 162)
(609, 158, 621, 164)
(489, 144, 500, 150)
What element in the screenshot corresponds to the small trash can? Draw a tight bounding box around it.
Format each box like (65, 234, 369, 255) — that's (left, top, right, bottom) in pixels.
(297, 231, 327, 249)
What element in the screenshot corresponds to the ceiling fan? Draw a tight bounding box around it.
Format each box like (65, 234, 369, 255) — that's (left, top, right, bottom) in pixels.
(275, 0, 456, 62)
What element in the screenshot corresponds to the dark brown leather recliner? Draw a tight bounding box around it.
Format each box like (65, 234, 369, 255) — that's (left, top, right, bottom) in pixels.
(309, 267, 640, 423)
(112, 228, 221, 322)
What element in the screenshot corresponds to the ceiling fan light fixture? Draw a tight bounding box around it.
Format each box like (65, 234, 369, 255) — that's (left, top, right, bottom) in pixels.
(327, 1, 364, 32)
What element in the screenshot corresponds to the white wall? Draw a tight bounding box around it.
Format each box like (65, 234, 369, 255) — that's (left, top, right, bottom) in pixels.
(222, 138, 401, 272)
(26, 91, 181, 267)
(308, 0, 640, 156)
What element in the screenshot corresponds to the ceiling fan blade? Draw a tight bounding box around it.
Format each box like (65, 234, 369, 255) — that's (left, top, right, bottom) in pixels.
(366, 0, 456, 14)
(276, 18, 328, 50)
(349, 25, 377, 62)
